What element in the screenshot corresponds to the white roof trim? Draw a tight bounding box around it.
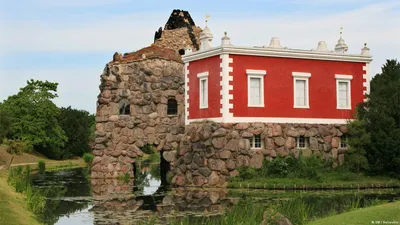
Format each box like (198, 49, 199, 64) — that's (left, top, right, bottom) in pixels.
(183, 46, 373, 63)
(246, 69, 267, 76)
(292, 72, 311, 78)
(335, 74, 353, 80)
(197, 71, 209, 78)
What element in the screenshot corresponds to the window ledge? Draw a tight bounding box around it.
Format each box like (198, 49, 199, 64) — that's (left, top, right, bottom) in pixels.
(200, 106, 208, 109)
(294, 105, 310, 109)
(337, 107, 352, 110)
(248, 104, 265, 108)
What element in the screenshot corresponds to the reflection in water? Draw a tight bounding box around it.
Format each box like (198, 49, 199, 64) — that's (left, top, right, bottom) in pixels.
(32, 167, 400, 225)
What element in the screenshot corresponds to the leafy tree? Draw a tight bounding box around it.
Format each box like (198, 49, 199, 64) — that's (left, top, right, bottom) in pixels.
(351, 59, 400, 178)
(0, 80, 67, 159)
(58, 107, 95, 158)
(346, 119, 370, 177)
(0, 105, 13, 143)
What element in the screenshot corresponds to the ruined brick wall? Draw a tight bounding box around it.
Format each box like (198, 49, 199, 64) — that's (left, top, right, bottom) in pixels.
(172, 121, 348, 187)
(91, 47, 185, 179)
(153, 9, 202, 53)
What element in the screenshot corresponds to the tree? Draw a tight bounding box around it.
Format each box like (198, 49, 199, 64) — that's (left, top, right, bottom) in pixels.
(0, 80, 67, 159)
(58, 107, 94, 159)
(346, 119, 370, 177)
(0, 105, 13, 143)
(351, 60, 400, 178)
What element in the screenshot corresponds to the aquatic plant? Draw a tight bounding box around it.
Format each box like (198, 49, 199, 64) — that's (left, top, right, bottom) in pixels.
(82, 153, 94, 165)
(38, 160, 46, 174)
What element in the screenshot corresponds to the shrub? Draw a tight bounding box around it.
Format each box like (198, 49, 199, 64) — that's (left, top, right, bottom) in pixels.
(83, 153, 94, 165)
(38, 160, 46, 174)
(2, 138, 33, 155)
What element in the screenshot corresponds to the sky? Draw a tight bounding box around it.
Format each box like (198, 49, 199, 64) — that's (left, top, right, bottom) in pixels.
(0, 0, 399, 113)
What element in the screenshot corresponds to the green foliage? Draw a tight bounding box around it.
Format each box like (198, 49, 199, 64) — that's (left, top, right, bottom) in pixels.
(0, 80, 67, 159)
(2, 138, 33, 155)
(0, 107, 12, 143)
(82, 153, 94, 164)
(170, 198, 265, 225)
(275, 198, 313, 225)
(58, 107, 95, 159)
(346, 120, 370, 176)
(8, 166, 32, 193)
(38, 160, 46, 174)
(141, 144, 156, 155)
(351, 59, 400, 178)
(236, 155, 325, 182)
(25, 185, 46, 214)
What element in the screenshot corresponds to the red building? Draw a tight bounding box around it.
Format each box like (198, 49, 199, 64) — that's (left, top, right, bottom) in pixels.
(183, 26, 372, 125)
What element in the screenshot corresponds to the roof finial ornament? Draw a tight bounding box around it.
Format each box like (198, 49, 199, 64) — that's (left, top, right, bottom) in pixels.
(361, 42, 370, 55)
(205, 14, 210, 27)
(335, 26, 348, 53)
(340, 26, 343, 38)
(221, 31, 232, 46)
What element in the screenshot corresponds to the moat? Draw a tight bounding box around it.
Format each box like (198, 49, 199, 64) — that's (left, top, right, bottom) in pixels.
(31, 167, 400, 225)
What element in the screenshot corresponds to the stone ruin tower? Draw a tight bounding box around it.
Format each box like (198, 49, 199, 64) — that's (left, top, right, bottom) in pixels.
(91, 10, 202, 180)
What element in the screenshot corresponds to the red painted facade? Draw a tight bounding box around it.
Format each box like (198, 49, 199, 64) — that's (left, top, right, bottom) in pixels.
(187, 56, 221, 119)
(230, 55, 365, 119)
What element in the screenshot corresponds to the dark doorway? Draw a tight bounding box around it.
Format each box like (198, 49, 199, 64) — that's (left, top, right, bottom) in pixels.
(160, 151, 170, 186)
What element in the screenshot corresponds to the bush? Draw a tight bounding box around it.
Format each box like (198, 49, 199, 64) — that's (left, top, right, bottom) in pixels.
(2, 138, 33, 155)
(38, 160, 46, 174)
(83, 153, 94, 165)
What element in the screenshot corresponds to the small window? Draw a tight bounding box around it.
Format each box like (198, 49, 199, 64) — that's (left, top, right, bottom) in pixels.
(246, 70, 266, 107)
(167, 98, 178, 115)
(296, 136, 308, 149)
(335, 74, 353, 109)
(338, 81, 350, 108)
(340, 135, 347, 148)
(119, 99, 130, 115)
(197, 72, 209, 109)
(292, 72, 311, 108)
(250, 134, 262, 149)
(200, 78, 208, 108)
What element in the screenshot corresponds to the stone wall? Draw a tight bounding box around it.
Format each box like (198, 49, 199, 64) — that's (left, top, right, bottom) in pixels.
(91, 49, 186, 179)
(153, 9, 202, 53)
(154, 27, 202, 53)
(171, 121, 348, 187)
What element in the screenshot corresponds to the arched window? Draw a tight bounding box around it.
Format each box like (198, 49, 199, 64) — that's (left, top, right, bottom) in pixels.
(167, 98, 178, 115)
(119, 99, 130, 115)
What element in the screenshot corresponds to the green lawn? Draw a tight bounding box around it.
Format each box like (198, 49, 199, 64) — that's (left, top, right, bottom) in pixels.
(228, 172, 400, 189)
(308, 201, 400, 225)
(0, 171, 41, 225)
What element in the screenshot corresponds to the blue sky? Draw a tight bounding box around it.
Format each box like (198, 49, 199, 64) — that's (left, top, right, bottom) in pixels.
(0, 0, 399, 113)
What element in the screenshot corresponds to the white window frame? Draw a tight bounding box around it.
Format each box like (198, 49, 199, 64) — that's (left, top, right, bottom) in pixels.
(197, 72, 209, 109)
(246, 69, 267, 107)
(296, 136, 308, 149)
(339, 135, 348, 149)
(292, 72, 311, 109)
(335, 74, 353, 110)
(250, 134, 263, 149)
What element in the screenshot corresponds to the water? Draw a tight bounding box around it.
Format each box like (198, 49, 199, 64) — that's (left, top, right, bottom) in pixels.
(31, 166, 400, 225)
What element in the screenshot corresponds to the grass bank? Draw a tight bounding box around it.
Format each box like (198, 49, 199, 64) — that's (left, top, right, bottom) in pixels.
(308, 200, 400, 225)
(0, 170, 41, 225)
(1, 144, 85, 171)
(229, 155, 400, 190)
(228, 173, 400, 189)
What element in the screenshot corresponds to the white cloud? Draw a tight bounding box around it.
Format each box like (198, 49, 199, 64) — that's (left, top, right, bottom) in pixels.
(0, 2, 399, 112)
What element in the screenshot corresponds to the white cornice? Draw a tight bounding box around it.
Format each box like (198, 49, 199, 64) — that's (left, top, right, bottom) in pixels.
(182, 46, 373, 63)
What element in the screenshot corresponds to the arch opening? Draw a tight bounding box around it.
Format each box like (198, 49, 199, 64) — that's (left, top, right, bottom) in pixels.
(133, 144, 170, 195)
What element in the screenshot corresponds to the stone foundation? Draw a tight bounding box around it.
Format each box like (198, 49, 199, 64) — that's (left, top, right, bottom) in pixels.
(171, 121, 348, 187)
